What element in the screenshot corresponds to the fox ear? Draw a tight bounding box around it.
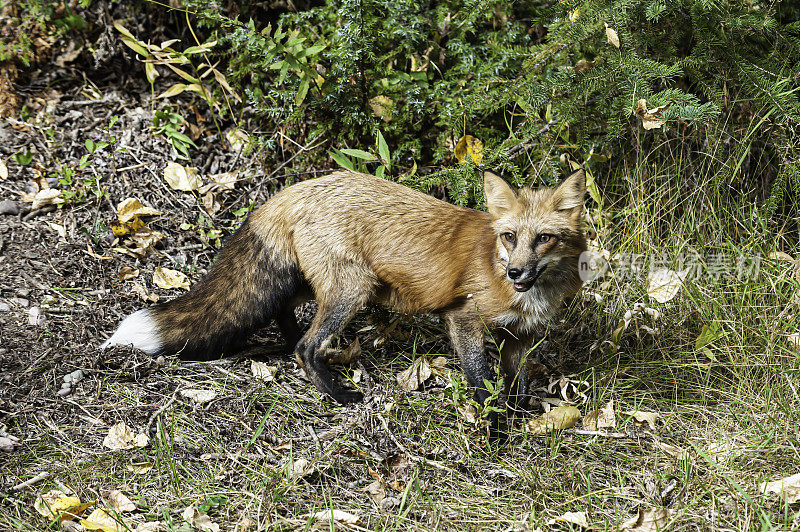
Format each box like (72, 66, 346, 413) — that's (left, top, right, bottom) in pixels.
(483, 171, 518, 218)
(552, 168, 586, 211)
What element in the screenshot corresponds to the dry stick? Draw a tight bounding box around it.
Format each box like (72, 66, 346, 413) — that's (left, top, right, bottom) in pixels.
(505, 118, 558, 157)
(784, 372, 800, 405)
(11, 471, 52, 491)
(570, 429, 634, 439)
(147, 393, 179, 433)
(377, 414, 452, 472)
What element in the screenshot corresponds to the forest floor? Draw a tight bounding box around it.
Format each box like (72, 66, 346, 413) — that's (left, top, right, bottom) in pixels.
(1, 28, 799, 532)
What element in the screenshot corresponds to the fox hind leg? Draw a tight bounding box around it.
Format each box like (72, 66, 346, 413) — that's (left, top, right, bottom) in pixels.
(296, 292, 369, 404)
(276, 307, 302, 350)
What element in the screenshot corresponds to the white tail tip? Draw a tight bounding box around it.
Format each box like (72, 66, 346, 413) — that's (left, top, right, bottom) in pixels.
(100, 309, 162, 354)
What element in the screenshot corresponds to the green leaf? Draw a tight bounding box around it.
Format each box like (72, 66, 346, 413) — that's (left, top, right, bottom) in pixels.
(295, 76, 310, 106)
(184, 41, 217, 54)
(696, 322, 726, 350)
(376, 130, 390, 171)
(158, 83, 189, 98)
(145, 62, 158, 84)
(120, 36, 149, 58)
(164, 64, 201, 84)
(85, 139, 95, 153)
(330, 149, 355, 171)
(375, 165, 386, 179)
(341, 148, 376, 161)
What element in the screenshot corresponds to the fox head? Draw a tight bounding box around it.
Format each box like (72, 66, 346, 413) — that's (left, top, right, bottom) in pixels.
(484, 169, 587, 293)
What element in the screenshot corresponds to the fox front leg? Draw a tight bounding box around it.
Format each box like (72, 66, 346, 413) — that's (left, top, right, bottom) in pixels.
(445, 313, 504, 438)
(496, 328, 535, 414)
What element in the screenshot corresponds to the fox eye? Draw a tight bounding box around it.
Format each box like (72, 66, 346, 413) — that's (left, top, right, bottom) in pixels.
(537, 233, 553, 243)
(502, 232, 516, 244)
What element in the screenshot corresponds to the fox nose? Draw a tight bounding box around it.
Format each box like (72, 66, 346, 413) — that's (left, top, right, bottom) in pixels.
(507, 268, 523, 280)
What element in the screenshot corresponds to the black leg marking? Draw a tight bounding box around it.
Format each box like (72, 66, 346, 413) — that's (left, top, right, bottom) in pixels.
(296, 300, 364, 404)
(445, 313, 506, 439)
(498, 329, 535, 415)
(276, 306, 301, 350)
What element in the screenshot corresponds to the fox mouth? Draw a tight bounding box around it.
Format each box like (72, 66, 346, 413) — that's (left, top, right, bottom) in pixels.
(511, 265, 548, 292)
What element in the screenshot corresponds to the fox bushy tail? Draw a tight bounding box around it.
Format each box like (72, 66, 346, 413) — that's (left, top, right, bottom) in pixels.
(101, 218, 302, 359)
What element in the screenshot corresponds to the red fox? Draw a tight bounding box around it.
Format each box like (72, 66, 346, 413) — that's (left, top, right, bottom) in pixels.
(102, 169, 586, 433)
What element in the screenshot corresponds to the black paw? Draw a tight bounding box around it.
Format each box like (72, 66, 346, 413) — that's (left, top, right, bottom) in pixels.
(331, 388, 364, 404)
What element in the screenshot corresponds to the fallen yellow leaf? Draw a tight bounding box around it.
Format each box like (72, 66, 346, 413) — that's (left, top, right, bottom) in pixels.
(153, 267, 190, 290)
(454, 135, 483, 164)
(527, 405, 581, 435)
(163, 162, 201, 192)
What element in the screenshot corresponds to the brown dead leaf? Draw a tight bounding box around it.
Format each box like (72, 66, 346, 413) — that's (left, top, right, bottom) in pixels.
(767, 251, 794, 262)
(251, 360, 278, 382)
(81, 508, 127, 532)
(27, 188, 64, 210)
(369, 95, 394, 122)
(527, 405, 581, 435)
(290, 458, 315, 480)
(635, 99, 671, 131)
(128, 227, 165, 251)
(625, 410, 659, 430)
(182, 505, 220, 532)
(225, 129, 250, 152)
(760, 472, 800, 504)
(655, 441, 689, 461)
(130, 281, 159, 303)
(116, 198, 161, 223)
(454, 135, 483, 164)
(163, 162, 201, 192)
(328, 337, 361, 365)
(103, 422, 149, 450)
(647, 268, 683, 303)
(118, 267, 140, 281)
(788, 334, 800, 348)
(308, 510, 360, 524)
(605, 23, 620, 48)
(114, 227, 165, 260)
(135, 522, 166, 532)
(34, 490, 85, 520)
(153, 267, 190, 290)
(86, 244, 114, 261)
(126, 462, 153, 474)
(202, 192, 220, 216)
(364, 479, 386, 505)
(573, 59, 597, 73)
(180, 388, 217, 403)
(397, 358, 432, 392)
(102, 489, 136, 512)
(583, 399, 615, 430)
(548, 511, 591, 528)
(429, 356, 452, 380)
(457, 403, 479, 424)
(619, 508, 673, 531)
(199, 171, 238, 194)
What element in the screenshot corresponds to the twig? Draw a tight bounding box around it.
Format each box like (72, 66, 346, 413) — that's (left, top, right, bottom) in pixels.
(308, 425, 321, 451)
(117, 163, 146, 172)
(11, 471, 51, 491)
(569, 429, 641, 439)
(147, 393, 178, 433)
(506, 118, 558, 157)
(784, 372, 800, 405)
